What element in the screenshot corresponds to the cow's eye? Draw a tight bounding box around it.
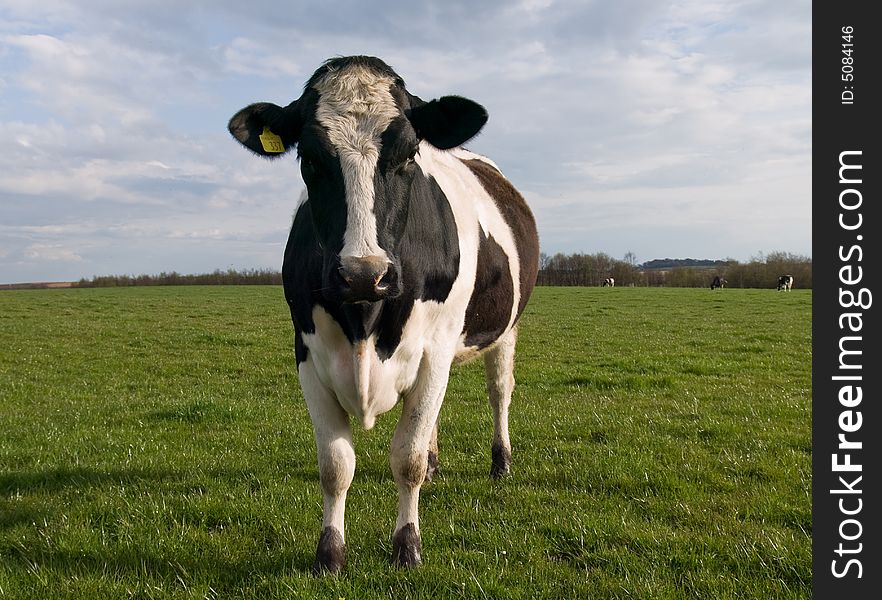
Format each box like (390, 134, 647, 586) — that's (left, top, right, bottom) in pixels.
(402, 148, 418, 168)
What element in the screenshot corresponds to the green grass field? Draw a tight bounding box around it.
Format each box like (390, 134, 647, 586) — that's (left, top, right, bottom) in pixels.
(0, 286, 811, 599)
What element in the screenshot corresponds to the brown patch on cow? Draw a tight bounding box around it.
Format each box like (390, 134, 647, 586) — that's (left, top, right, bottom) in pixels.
(463, 231, 514, 349)
(312, 526, 347, 574)
(392, 523, 423, 568)
(461, 158, 539, 320)
(395, 451, 430, 489)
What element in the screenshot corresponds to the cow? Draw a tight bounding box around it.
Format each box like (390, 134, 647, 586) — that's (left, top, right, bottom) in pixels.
(228, 56, 539, 573)
(777, 274, 794, 291)
(710, 275, 727, 290)
(602, 277, 615, 287)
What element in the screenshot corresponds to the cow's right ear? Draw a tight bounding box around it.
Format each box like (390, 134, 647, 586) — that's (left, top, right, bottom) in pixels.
(407, 95, 488, 150)
(228, 101, 301, 158)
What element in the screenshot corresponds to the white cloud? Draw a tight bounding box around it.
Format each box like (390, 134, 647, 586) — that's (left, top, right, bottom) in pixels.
(219, 37, 301, 78)
(24, 243, 83, 262)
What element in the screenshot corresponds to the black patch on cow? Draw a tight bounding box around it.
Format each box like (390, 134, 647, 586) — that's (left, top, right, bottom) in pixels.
(373, 301, 413, 361)
(296, 126, 348, 253)
(391, 523, 422, 568)
(283, 201, 322, 338)
(461, 159, 539, 322)
(463, 231, 514, 349)
(400, 175, 461, 302)
(294, 330, 308, 364)
(283, 200, 356, 364)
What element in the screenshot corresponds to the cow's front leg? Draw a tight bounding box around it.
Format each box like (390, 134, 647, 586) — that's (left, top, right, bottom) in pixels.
(389, 359, 450, 567)
(300, 359, 355, 574)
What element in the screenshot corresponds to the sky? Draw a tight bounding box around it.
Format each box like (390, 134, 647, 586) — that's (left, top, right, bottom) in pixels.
(0, 0, 811, 284)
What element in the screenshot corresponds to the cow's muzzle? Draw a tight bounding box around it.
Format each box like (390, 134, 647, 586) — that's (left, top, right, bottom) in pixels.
(337, 255, 399, 303)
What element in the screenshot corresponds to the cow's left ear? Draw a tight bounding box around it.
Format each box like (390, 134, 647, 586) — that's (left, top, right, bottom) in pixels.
(228, 100, 301, 158)
(407, 96, 488, 150)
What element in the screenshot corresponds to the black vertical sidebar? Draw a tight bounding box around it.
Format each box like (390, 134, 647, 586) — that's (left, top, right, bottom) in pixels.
(813, 2, 879, 598)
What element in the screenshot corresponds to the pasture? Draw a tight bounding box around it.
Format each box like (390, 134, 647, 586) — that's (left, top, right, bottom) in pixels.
(0, 286, 811, 598)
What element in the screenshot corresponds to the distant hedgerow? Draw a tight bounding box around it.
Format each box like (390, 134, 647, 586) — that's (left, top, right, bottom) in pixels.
(76, 268, 282, 287)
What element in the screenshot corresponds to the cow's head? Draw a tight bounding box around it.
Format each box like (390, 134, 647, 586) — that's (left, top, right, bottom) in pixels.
(228, 56, 487, 304)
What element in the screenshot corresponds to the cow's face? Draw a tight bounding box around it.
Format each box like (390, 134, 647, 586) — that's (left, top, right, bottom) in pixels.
(228, 56, 487, 304)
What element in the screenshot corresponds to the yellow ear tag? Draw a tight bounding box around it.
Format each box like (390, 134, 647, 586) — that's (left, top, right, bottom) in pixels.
(258, 127, 285, 153)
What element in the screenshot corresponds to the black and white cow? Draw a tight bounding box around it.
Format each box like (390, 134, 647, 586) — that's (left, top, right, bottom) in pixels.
(777, 274, 794, 291)
(602, 277, 615, 287)
(710, 275, 727, 290)
(228, 56, 539, 572)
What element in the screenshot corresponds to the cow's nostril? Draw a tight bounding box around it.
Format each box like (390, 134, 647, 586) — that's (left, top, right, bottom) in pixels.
(377, 268, 396, 290)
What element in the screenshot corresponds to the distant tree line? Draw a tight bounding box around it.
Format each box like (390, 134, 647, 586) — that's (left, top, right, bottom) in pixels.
(76, 268, 282, 288)
(641, 258, 732, 270)
(69, 252, 811, 290)
(538, 251, 812, 289)
(538, 252, 640, 287)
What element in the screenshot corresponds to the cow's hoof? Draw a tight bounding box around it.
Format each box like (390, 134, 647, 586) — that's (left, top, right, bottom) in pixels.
(490, 444, 512, 479)
(425, 450, 440, 482)
(392, 523, 422, 568)
(312, 527, 346, 575)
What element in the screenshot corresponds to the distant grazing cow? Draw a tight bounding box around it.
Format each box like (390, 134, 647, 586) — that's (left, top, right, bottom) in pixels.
(229, 56, 539, 572)
(602, 277, 615, 287)
(710, 275, 727, 290)
(777, 274, 794, 291)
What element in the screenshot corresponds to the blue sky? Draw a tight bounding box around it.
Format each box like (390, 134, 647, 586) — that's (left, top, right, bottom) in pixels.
(0, 0, 811, 283)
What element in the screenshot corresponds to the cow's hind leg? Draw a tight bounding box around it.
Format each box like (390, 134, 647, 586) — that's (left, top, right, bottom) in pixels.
(300, 360, 355, 574)
(485, 326, 517, 478)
